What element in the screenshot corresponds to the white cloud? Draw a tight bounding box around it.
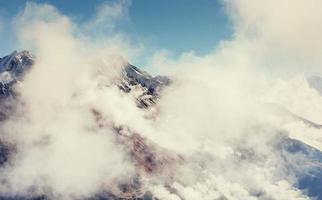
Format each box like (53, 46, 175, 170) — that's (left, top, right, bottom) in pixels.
(140, 1, 322, 199)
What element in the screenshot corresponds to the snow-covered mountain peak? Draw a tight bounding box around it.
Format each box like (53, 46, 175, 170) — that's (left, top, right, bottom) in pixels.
(0, 50, 34, 76)
(123, 64, 170, 92)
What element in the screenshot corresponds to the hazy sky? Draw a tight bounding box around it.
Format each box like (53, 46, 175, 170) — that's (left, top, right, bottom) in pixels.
(0, 0, 232, 64)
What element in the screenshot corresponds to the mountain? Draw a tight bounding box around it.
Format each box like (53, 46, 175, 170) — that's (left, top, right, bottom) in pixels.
(0, 50, 34, 76)
(119, 63, 170, 108)
(0, 51, 174, 200)
(0, 51, 33, 96)
(1, 51, 322, 200)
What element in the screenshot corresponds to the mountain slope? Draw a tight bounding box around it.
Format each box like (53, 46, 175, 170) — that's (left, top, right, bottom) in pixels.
(0, 51, 173, 200)
(0, 51, 322, 200)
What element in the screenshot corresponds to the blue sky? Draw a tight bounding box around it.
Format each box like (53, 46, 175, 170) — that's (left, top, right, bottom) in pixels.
(0, 0, 232, 63)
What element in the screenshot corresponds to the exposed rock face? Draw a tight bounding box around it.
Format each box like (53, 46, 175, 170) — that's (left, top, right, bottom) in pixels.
(119, 64, 170, 109)
(0, 51, 34, 77)
(0, 51, 34, 95)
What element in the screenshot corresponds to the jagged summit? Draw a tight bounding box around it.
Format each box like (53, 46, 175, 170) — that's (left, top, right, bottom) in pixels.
(0, 50, 34, 76)
(0, 51, 34, 96)
(120, 63, 170, 108)
(124, 64, 170, 91)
